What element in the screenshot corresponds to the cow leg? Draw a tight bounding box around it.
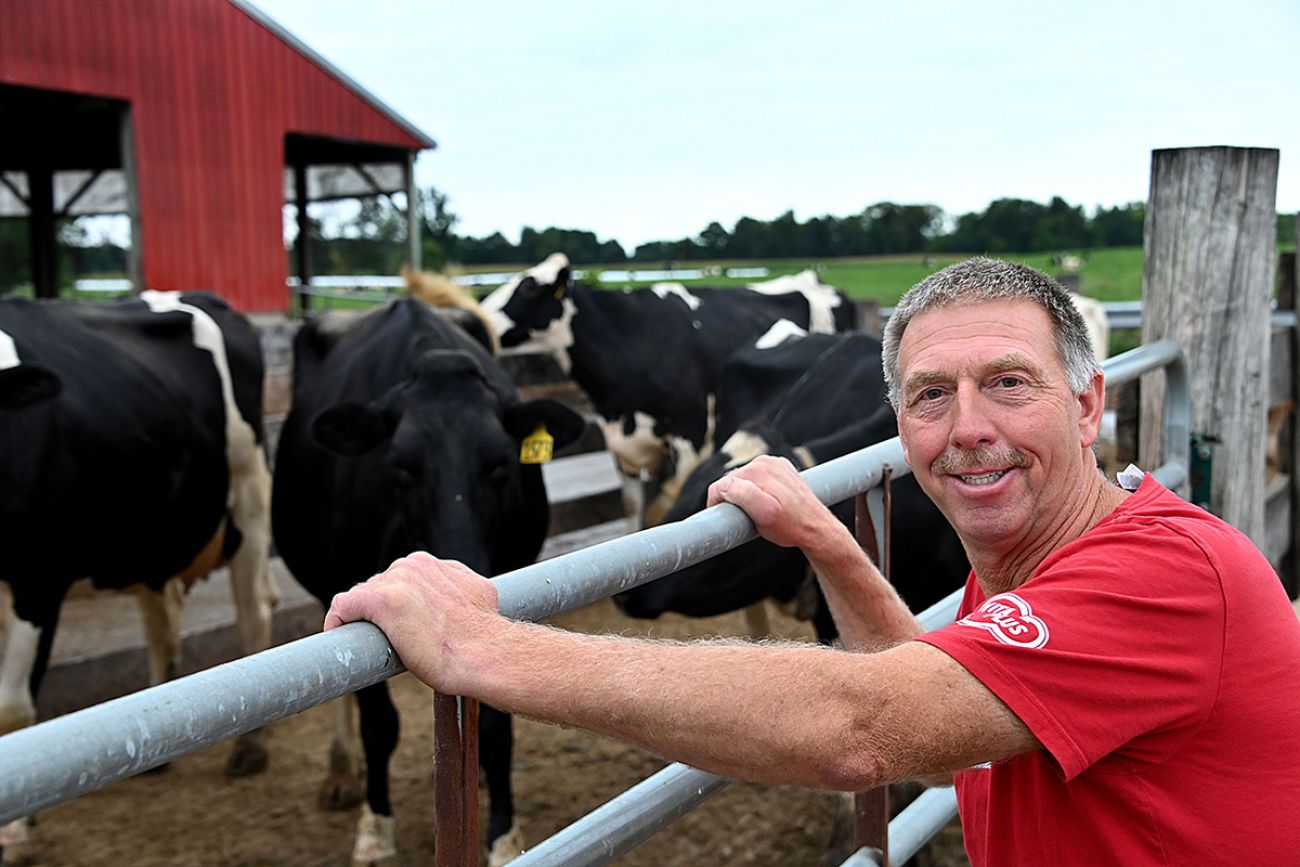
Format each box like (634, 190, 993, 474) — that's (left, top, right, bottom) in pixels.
(223, 449, 277, 777)
(319, 697, 366, 809)
(0, 587, 60, 859)
(480, 704, 523, 867)
(351, 682, 400, 867)
(134, 580, 186, 685)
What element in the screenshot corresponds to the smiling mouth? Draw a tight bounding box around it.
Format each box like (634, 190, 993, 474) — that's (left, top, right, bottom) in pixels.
(956, 470, 1007, 486)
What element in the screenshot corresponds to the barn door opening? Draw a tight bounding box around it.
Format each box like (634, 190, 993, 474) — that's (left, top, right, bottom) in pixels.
(0, 83, 139, 299)
(282, 133, 420, 311)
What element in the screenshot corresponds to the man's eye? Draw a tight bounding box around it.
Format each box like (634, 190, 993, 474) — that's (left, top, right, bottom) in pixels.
(921, 387, 944, 401)
(998, 376, 1022, 388)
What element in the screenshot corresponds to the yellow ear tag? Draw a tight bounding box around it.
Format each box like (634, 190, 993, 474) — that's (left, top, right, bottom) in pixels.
(520, 423, 554, 464)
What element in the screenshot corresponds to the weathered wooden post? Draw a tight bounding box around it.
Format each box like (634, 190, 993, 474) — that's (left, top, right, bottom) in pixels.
(1284, 242, 1300, 598)
(1139, 146, 1279, 543)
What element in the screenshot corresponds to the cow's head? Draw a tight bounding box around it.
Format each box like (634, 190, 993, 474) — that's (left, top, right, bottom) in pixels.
(310, 348, 584, 571)
(480, 254, 578, 367)
(0, 365, 61, 411)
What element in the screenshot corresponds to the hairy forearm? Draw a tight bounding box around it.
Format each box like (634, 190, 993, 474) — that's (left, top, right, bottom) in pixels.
(801, 518, 925, 651)
(457, 621, 889, 791)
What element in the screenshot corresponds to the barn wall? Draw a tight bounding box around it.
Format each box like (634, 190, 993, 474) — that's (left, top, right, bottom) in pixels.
(0, 0, 429, 312)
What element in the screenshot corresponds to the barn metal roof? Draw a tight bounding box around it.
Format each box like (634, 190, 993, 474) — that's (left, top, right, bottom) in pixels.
(230, 0, 436, 151)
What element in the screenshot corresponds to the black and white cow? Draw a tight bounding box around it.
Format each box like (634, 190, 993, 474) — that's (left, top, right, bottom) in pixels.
(271, 298, 584, 867)
(613, 327, 968, 641)
(0, 291, 278, 849)
(480, 255, 855, 525)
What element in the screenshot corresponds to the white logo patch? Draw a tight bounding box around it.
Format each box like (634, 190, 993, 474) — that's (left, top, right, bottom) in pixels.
(957, 593, 1050, 649)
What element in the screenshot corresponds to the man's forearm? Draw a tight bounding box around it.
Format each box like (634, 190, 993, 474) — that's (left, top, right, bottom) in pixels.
(459, 620, 888, 791)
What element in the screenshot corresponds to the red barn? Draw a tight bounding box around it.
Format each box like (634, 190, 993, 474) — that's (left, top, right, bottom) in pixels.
(0, 0, 433, 312)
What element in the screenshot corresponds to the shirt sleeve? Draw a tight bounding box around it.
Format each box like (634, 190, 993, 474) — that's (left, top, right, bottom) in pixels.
(916, 517, 1226, 780)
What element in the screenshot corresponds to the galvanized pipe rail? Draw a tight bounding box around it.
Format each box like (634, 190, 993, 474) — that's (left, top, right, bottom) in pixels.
(0, 341, 1191, 861)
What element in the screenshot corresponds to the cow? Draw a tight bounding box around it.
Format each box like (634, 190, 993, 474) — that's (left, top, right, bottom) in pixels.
(480, 255, 856, 527)
(271, 297, 585, 867)
(0, 290, 278, 853)
(613, 327, 969, 643)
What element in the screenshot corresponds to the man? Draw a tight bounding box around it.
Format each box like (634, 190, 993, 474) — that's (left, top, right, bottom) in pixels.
(326, 258, 1300, 865)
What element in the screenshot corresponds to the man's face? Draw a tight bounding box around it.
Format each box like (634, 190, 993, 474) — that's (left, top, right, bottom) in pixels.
(894, 299, 1103, 556)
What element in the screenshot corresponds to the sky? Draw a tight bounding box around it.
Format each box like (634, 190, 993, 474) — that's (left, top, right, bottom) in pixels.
(251, 0, 1300, 252)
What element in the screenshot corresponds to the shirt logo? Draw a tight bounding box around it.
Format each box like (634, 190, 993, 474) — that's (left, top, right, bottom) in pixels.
(957, 593, 1050, 649)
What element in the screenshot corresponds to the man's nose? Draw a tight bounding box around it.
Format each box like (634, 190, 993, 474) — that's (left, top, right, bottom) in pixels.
(949, 383, 997, 450)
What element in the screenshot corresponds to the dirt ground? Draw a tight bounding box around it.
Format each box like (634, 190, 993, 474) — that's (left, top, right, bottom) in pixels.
(8, 597, 969, 867)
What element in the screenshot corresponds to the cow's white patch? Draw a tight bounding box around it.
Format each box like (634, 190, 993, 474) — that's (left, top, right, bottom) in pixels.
(1069, 292, 1110, 362)
(722, 431, 770, 469)
(352, 803, 397, 864)
(481, 253, 572, 341)
(506, 296, 578, 373)
(527, 252, 571, 289)
(747, 270, 842, 333)
(754, 319, 807, 350)
(0, 616, 41, 734)
(0, 329, 19, 371)
(650, 282, 702, 311)
(599, 412, 665, 476)
(140, 292, 277, 657)
(957, 593, 1050, 649)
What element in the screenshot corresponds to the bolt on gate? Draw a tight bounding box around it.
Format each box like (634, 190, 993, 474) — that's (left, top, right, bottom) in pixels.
(0, 340, 1189, 866)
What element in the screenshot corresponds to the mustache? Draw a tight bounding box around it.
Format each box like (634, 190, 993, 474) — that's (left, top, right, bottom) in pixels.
(931, 445, 1031, 476)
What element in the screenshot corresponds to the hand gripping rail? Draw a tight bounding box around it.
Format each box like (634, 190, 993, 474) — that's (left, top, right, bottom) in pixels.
(0, 340, 1190, 855)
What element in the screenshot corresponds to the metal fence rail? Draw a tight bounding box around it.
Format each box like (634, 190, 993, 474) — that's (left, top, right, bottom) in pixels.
(0, 341, 1191, 863)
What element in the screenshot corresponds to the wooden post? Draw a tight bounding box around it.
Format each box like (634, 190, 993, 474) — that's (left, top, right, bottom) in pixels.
(119, 107, 144, 294)
(1286, 243, 1300, 598)
(434, 692, 479, 867)
(1139, 147, 1278, 543)
(28, 164, 58, 298)
(294, 161, 312, 311)
(406, 151, 422, 272)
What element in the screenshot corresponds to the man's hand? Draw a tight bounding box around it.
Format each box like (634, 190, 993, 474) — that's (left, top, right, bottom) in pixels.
(707, 455, 838, 551)
(323, 552, 501, 694)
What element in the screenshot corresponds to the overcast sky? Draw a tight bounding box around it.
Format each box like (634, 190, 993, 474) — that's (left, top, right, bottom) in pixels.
(252, 0, 1299, 250)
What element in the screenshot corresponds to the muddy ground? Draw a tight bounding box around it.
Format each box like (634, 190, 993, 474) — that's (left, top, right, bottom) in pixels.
(11, 598, 967, 867)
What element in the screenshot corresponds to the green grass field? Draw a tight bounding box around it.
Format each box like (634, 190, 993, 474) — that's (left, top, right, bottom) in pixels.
(566, 247, 1146, 305)
(3, 247, 1149, 311)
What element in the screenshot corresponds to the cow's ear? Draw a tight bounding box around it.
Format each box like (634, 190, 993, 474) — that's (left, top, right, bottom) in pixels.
(503, 399, 586, 451)
(0, 365, 61, 411)
(311, 402, 393, 456)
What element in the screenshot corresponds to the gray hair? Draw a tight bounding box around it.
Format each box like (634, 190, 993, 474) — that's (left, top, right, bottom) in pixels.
(882, 257, 1100, 408)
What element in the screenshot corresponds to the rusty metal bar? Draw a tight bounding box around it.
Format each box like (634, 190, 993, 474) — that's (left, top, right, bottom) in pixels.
(434, 692, 479, 867)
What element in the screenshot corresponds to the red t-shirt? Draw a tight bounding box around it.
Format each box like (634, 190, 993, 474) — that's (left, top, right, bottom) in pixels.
(917, 475, 1300, 866)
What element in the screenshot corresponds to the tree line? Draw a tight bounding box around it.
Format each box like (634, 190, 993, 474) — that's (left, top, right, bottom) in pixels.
(1, 193, 1295, 293)
(320, 191, 1153, 271)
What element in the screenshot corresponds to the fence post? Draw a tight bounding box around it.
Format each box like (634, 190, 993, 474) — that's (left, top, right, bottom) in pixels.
(851, 468, 892, 866)
(434, 692, 480, 867)
(1284, 248, 1300, 598)
(1139, 146, 1279, 541)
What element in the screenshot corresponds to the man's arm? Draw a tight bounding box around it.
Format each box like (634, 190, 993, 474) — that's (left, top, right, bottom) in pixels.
(324, 553, 1039, 791)
(708, 455, 925, 651)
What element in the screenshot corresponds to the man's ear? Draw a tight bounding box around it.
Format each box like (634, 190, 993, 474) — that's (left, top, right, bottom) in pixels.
(311, 402, 394, 456)
(1078, 370, 1106, 449)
